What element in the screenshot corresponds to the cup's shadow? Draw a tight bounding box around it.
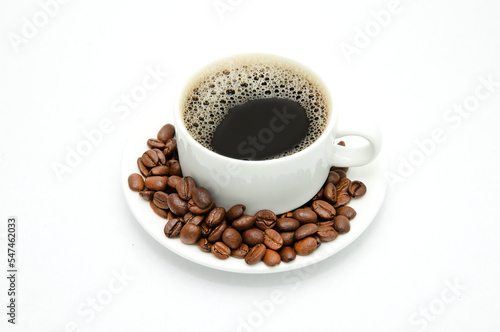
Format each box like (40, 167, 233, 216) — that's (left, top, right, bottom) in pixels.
(127, 200, 387, 287)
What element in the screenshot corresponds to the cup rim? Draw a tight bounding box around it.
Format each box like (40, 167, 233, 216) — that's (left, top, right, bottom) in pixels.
(173, 52, 337, 165)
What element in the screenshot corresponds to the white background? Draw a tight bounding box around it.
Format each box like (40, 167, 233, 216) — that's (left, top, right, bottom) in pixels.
(1, 0, 500, 331)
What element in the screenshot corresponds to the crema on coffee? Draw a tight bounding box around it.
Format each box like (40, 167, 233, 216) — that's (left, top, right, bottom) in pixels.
(181, 55, 330, 160)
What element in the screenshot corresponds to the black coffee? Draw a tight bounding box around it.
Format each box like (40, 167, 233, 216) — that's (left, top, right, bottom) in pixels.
(181, 55, 330, 159)
(211, 98, 309, 160)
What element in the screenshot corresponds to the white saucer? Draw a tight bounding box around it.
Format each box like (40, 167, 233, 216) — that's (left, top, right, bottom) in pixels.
(121, 116, 387, 274)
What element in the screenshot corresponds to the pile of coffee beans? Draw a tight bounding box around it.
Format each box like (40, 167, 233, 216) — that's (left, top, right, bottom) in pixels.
(128, 123, 366, 267)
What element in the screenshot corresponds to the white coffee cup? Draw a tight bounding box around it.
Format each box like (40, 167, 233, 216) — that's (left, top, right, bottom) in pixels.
(173, 53, 381, 214)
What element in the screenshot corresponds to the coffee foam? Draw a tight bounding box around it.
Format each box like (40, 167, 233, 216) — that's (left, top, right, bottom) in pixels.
(181, 55, 330, 159)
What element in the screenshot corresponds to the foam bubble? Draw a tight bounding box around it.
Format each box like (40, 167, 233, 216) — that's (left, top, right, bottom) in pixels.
(181, 55, 330, 159)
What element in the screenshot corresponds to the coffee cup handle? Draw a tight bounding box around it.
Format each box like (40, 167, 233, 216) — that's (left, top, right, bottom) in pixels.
(329, 120, 382, 167)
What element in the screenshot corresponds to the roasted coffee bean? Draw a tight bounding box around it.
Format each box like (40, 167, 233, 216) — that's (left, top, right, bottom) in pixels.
(167, 175, 181, 189)
(150, 201, 169, 219)
(157, 124, 175, 142)
(176, 176, 196, 201)
(134, 123, 370, 267)
(334, 193, 351, 208)
(128, 173, 144, 191)
(197, 238, 213, 252)
(336, 178, 351, 194)
(163, 138, 177, 158)
(153, 191, 170, 210)
(336, 206, 357, 220)
(167, 211, 176, 221)
(312, 200, 336, 220)
(293, 208, 318, 224)
(264, 229, 283, 250)
(189, 200, 213, 214)
(205, 207, 226, 227)
(188, 200, 214, 214)
(192, 187, 212, 209)
(280, 212, 294, 219)
(142, 150, 159, 168)
(147, 138, 166, 150)
(333, 215, 350, 234)
(337, 168, 349, 174)
(207, 221, 227, 243)
(211, 241, 231, 260)
(335, 169, 347, 178)
(153, 148, 167, 165)
(180, 224, 201, 245)
(316, 220, 335, 228)
(183, 213, 195, 224)
(280, 232, 295, 246)
(139, 190, 155, 201)
(312, 188, 324, 201)
(184, 213, 204, 226)
(276, 218, 300, 232)
(348, 180, 367, 198)
(242, 228, 264, 246)
(317, 226, 338, 242)
(200, 223, 212, 238)
(279, 246, 296, 263)
(222, 227, 242, 249)
(164, 218, 184, 238)
(150, 165, 169, 176)
(137, 158, 150, 177)
(232, 243, 249, 258)
(323, 182, 337, 204)
(255, 209, 277, 230)
(294, 237, 317, 256)
(326, 171, 340, 185)
(232, 215, 256, 232)
(311, 236, 320, 246)
(245, 244, 266, 265)
(295, 224, 318, 240)
(145, 176, 168, 191)
(312, 234, 322, 248)
(186, 201, 202, 215)
(167, 159, 182, 176)
(167, 193, 188, 216)
(263, 249, 281, 267)
(226, 204, 246, 222)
